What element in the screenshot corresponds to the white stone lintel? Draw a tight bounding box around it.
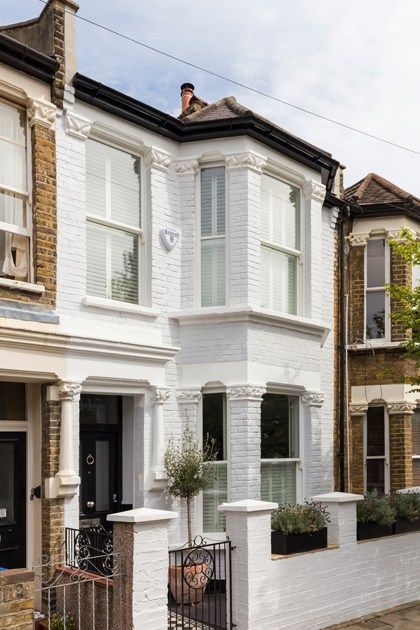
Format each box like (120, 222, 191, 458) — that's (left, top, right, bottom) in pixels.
(218, 499, 278, 513)
(312, 492, 364, 504)
(107, 507, 178, 524)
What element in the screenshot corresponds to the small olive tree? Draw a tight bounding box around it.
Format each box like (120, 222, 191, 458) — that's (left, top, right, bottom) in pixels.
(164, 427, 217, 545)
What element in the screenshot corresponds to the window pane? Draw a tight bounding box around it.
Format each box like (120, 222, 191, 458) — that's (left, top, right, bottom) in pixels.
(366, 291, 385, 339)
(203, 393, 225, 460)
(0, 231, 29, 281)
(201, 238, 225, 307)
(366, 407, 385, 456)
(261, 175, 300, 250)
(413, 265, 420, 288)
(0, 101, 26, 192)
(0, 443, 15, 525)
(412, 409, 420, 456)
(366, 239, 385, 288)
(87, 222, 139, 304)
(95, 440, 110, 512)
(413, 460, 420, 486)
(0, 382, 25, 420)
(201, 167, 225, 237)
(0, 191, 25, 227)
(86, 140, 140, 227)
(203, 461, 227, 532)
(261, 245, 297, 314)
(80, 395, 119, 424)
(261, 461, 296, 504)
(261, 394, 299, 459)
(366, 459, 385, 493)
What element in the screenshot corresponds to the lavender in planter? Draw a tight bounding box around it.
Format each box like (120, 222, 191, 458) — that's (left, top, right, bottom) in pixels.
(391, 491, 420, 534)
(357, 490, 396, 540)
(271, 501, 330, 555)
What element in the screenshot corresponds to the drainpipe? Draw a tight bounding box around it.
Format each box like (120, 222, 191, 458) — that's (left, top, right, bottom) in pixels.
(338, 203, 350, 491)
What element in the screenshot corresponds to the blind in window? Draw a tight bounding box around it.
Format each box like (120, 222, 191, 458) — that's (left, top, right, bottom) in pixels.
(260, 175, 300, 249)
(261, 246, 297, 314)
(201, 167, 225, 237)
(261, 461, 296, 505)
(0, 101, 26, 194)
(87, 140, 140, 227)
(87, 222, 139, 304)
(200, 167, 226, 307)
(203, 461, 227, 532)
(201, 239, 225, 307)
(412, 410, 420, 456)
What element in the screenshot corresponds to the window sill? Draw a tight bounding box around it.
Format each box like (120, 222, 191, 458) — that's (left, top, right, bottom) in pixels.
(348, 341, 401, 351)
(0, 278, 45, 294)
(170, 306, 330, 342)
(82, 296, 160, 317)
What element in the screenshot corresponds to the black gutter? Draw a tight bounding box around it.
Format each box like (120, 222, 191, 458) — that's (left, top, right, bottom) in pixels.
(0, 33, 58, 84)
(73, 73, 339, 192)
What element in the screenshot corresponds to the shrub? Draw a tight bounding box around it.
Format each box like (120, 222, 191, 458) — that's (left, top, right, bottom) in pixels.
(357, 490, 396, 526)
(50, 614, 75, 630)
(390, 491, 420, 522)
(271, 501, 330, 534)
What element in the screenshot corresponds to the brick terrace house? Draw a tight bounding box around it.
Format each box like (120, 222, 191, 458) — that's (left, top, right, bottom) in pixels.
(344, 173, 420, 494)
(0, 0, 342, 574)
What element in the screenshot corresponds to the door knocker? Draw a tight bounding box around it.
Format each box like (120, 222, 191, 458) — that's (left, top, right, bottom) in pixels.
(86, 454, 95, 465)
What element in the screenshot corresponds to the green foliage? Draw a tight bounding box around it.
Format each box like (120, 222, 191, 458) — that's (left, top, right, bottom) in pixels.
(357, 490, 396, 526)
(271, 501, 329, 534)
(390, 491, 420, 522)
(50, 613, 75, 630)
(386, 228, 420, 391)
(163, 427, 217, 501)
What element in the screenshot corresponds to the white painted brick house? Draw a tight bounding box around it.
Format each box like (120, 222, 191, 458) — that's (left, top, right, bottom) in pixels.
(0, 0, 342, 570)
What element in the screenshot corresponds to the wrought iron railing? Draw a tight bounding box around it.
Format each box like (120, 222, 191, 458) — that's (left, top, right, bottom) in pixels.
(65, 525, 114, 577)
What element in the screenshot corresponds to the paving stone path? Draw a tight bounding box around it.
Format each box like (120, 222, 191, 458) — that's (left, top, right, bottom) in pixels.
(341, 602, 420, 629)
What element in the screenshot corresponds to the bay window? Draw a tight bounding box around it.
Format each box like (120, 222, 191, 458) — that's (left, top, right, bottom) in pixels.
(0, 100, 29, 282)
(412, 409, 420, 486)
(261, 175, 300, 315)
(202, 393, 227, 532)
(200, 167, 226, 307)
(86, 139, 142, 304)
(365, 238, 388, 340)
(260, 393, 299, 504)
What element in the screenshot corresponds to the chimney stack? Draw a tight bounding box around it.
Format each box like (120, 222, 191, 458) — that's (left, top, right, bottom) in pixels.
(180, 83, 194, 113)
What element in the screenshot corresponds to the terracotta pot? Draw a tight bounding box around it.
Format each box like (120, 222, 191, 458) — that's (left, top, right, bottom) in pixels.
(169, 563, 209, 605)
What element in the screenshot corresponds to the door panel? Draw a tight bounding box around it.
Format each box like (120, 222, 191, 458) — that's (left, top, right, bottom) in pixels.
(0, 433, 26, 569)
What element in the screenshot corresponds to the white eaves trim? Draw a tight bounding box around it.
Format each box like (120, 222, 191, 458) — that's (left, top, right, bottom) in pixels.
(170, 306, 330, 342)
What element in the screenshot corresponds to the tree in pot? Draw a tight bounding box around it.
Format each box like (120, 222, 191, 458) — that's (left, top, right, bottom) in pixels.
(164, 427, 217, 605)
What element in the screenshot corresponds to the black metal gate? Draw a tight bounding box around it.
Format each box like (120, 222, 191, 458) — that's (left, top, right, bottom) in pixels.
(168, 536, 234, 629)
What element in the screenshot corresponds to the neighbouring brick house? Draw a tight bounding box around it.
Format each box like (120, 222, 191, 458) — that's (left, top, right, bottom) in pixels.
(343, 172, 420, 494)
(0, 0, 344, 588)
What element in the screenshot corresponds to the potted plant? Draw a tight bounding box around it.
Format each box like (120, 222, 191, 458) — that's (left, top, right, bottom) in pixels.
(164, 427, 217, 604)
(38, 613, 75, 630)
(391, 491, 420, 534)
(357, 490, 396, 540)
(271, 502, 329, 555)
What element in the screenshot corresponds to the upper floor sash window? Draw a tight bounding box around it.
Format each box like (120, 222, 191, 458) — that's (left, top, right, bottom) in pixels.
(260, 174, 300, 315)
(86, 139, 142, 304)
(365, 238, 389, 340)
(0, 100, 29, 282)
(200, 167, 226, 307)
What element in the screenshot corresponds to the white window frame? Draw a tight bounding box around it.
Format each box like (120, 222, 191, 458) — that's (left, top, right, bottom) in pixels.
(86, 136, 145, 306)
(364, 237, 390, 342)
(260, 173, 303, 316)
(0, 97, 33, 282)
(260, 389, 303, 505)
(196, 163, 228, 308)
(196, 388, 229, 538)
(363, 405, 390, 494)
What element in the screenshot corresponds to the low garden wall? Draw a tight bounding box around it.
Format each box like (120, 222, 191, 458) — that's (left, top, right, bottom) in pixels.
(0, 568, 35, 629)
(219, 493, 420, 630)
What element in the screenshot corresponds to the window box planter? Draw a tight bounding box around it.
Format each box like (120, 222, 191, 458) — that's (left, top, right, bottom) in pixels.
(271, 527, 327, 555)
(394, 518, 420, 535)
(357, 522, 394, 541)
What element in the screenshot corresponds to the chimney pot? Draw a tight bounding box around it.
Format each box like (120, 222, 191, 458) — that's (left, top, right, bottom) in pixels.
(180, 83, 194, 113)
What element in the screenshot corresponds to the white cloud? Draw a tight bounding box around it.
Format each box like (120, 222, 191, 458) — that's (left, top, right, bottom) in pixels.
(2, 0, 420, 193)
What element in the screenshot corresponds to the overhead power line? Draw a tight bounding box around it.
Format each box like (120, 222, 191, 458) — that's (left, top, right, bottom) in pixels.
(35, 0, 420, 156)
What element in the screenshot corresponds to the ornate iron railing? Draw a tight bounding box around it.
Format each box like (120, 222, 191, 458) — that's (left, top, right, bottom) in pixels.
(168, 536, 234, 629)
(65, 525, 114, 577)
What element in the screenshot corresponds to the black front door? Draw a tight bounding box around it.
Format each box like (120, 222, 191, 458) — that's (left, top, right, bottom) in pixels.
(0, 433, 26, 569)
(80, 395, 122, 527)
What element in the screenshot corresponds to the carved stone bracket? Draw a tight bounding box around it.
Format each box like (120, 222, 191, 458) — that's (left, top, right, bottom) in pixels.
(176, 388, 202, 405)
(153, 387, 171, 405)
(173, 159, 199, 176)
(302, 391, 324, 407)
(226, 385, 266, 401)
(144, 146, 172, 171)
(27, 97, 56, 129)
(347, 233, 369, 247)
(58, 382, 82, 401)
(349, 403, 368, 416)
(387, 401, 417, 415)
(225, 151, 267, 174)
(303, 180, 326, 203)
(64, 110, 92, 140)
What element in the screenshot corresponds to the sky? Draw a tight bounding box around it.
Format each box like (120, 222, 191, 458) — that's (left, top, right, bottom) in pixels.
(1, 0, 420, 194)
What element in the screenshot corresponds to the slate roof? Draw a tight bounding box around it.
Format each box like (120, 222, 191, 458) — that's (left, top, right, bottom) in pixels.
(345, 172, 420, 218)
(179, 95, 251, 122)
